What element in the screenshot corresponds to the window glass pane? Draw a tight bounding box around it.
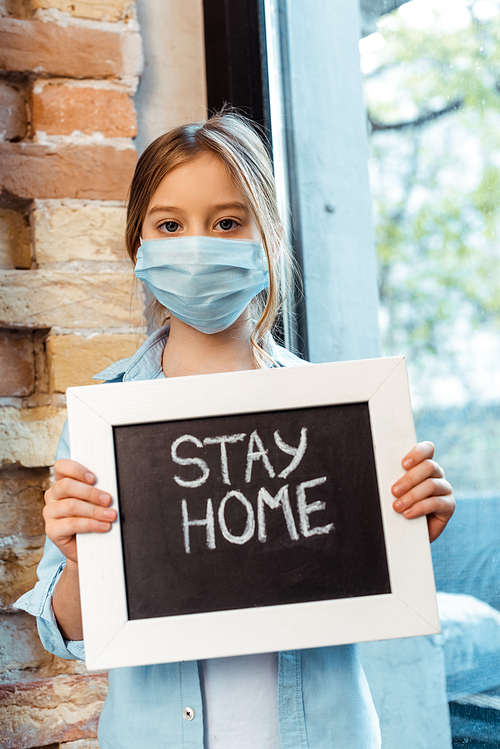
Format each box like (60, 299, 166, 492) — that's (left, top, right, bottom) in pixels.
(361, 1, 500, 745)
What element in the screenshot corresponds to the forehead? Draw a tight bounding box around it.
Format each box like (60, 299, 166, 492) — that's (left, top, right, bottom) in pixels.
(149, 153, 247, 208)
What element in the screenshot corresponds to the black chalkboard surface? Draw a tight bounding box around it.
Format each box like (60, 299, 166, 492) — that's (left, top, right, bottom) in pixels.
(114, 402, 390, 620)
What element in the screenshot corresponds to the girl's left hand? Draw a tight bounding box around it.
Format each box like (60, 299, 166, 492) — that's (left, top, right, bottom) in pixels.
(392, 441, 455, 542)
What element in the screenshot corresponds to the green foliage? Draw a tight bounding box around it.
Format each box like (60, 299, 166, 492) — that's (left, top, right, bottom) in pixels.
(365, 1, 500, 366)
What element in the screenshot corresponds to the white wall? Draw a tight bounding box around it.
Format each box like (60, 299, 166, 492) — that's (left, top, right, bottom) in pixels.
(134, 0, 207, 154)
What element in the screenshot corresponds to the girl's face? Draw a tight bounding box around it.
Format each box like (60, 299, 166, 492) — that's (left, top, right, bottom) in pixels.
(141, 152, 261, 245)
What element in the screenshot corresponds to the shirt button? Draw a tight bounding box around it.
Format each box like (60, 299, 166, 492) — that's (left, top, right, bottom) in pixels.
(183, 707, 195, 721)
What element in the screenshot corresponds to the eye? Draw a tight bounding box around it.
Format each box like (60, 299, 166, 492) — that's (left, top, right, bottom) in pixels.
(216, 218, 238, 231)
(159, 221, 180, 233)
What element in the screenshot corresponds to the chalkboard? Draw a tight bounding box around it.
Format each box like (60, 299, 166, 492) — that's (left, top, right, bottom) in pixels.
(67, 357, 439, 671)
(114, 403, 390, 620)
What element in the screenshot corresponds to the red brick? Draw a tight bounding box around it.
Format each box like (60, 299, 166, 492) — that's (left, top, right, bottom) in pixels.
(33, 0, 134, 23)
(0, 545, 44, 609)
(0, 207, 31, 269)
(33, 84, 137, 138)
(0, 143, 137, 200)
(0, 329, 35, 396)
(0, 18, 142, 79)
(0, 612, 54, 675)
(0, 467, 48, 538)
(0, 404, 68, 468)
(0, 1, 31, 20)
(0, 269, 142, 331)
(47, 333, 145, 391)
(0, 81, 27, 141)
(0, 673, 108, 749)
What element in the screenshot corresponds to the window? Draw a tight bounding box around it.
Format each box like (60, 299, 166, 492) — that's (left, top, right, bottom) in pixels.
(362, 1, 500, 745)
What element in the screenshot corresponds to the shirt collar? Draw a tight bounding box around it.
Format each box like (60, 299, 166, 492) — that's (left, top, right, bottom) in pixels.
(93, 326, 170, 383)
(93, 324, 307, 383)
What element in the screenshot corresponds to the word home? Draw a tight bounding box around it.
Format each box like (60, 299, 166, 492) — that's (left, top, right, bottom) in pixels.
(175, 427, 333, 553)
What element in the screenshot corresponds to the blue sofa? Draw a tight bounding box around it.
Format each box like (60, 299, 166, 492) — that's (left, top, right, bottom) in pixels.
(360, 496, 500, 748)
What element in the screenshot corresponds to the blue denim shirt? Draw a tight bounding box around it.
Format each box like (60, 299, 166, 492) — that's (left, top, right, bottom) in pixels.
(16, 326, 381, 749)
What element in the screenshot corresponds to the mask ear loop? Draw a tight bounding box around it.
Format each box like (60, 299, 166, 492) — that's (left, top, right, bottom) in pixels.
(132, 238, 143, 265)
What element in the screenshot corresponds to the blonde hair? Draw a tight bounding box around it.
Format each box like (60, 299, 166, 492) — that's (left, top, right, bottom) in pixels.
(126, 110, 295, 367)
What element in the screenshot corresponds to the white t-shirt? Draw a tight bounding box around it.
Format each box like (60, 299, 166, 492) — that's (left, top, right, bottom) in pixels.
(200, 653, 280, 749)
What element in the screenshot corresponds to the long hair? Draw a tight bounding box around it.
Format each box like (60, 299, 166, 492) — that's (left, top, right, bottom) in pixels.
(126, 110, 295, 367)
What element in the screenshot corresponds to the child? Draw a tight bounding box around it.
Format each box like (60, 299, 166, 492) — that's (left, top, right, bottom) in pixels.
(16, 111, 455, 749)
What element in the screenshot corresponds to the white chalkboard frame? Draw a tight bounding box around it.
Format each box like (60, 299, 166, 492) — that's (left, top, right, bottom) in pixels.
(67, 356, 439, 671)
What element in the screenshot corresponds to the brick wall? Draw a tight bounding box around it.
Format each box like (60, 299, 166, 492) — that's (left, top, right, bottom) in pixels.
(0, 1, 145, 746)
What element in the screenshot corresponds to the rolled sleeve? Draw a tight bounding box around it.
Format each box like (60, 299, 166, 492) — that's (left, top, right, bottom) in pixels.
(15, 536, 85, 660)
(14, 418, 85, 661)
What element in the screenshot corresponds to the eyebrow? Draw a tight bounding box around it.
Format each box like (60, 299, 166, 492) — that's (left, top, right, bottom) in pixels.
(147, 202, 249, 216)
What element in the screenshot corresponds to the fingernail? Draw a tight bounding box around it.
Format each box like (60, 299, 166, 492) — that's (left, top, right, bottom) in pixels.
(103, 509, 115, 519)
(403, 509, 412, 517)
(99, 493, 111, 504)
(394, 500, 403, 510)
(403, 459, 413, 469)
(85, 472, 95, 483)
(393, 484, 403, 496)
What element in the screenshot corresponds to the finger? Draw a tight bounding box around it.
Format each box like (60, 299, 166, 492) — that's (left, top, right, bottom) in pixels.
(393, 477, 453, 513)
(402, 441, 435, 470)
(392, 459, 444, 497)
(44, 496, 117, 524)
(394, 486, 454, 518)
(46, 476, 112, 508)
(55, 537, 78, 564)
(54, 458, 96, 485)
(427, 510, 454, 543)
(47, 514, 115, 540)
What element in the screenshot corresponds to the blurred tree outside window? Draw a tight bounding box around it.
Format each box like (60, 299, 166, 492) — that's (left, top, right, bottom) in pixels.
(361, 0, 500, 497)
(361, 3, 500, 745)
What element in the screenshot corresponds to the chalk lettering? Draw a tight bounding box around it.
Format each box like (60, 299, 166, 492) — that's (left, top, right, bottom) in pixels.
(172, 435, 210, 488)
(181, 498, 216, 554)
(203, 433, 246, 485)
(257, 485, 299, 542)
(274, 427, 308, 479)
(244, 430, 276, 483)
(296, 477, 333, 537)
(218, 490, 255, 545)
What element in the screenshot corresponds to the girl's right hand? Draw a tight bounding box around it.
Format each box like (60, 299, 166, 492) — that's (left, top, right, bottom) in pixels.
(43, 459, 117, 564)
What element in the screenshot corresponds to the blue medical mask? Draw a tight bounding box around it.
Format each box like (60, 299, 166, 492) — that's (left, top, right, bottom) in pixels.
(135, 236, 270, 334)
